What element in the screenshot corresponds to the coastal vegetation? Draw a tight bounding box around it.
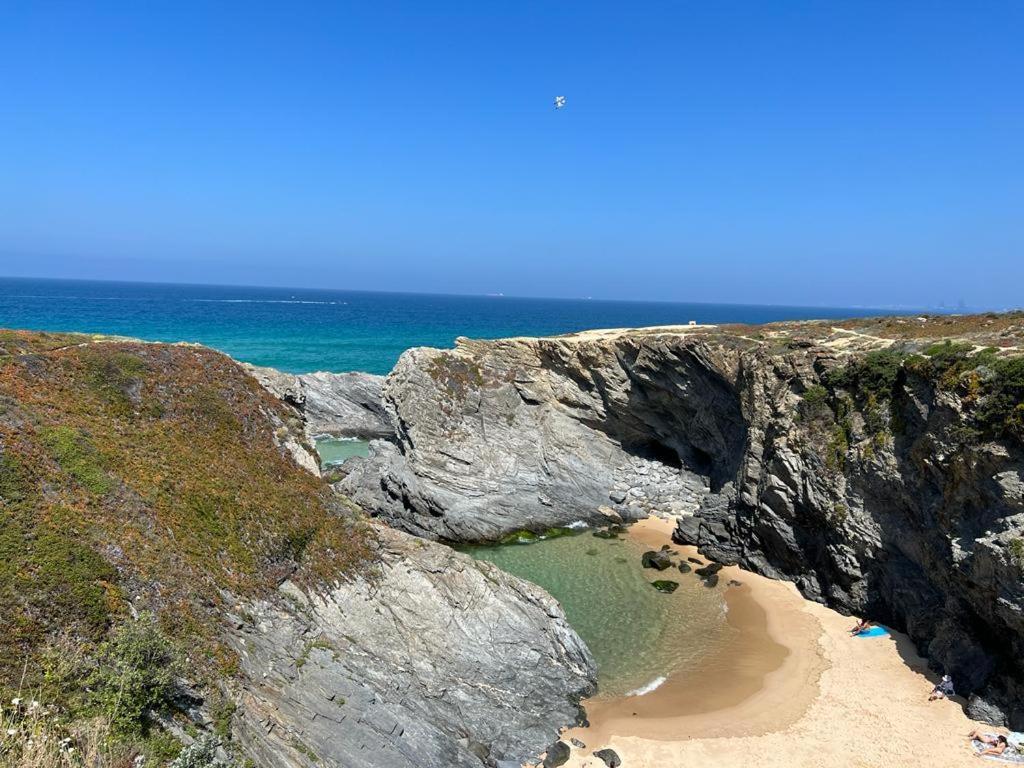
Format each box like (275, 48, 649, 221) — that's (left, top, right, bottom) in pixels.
(0, 331, 374, 765)
(801, 341, 1024, 473)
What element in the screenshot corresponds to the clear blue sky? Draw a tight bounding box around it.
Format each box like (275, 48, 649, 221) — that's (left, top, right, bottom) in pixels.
(1, 1, 1021, 309)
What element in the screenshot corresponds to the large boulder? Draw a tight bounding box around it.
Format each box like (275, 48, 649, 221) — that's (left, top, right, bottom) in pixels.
(641, 550, 673, 570)
(594, 748, 622, 767)
(542, 741, 571, 768)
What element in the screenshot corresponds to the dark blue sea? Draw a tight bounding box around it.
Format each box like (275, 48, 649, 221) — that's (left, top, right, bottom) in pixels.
(0, 277, 902, 374)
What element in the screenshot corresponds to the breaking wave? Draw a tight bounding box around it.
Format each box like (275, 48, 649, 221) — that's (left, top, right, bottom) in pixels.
(624, 676, 667, 697)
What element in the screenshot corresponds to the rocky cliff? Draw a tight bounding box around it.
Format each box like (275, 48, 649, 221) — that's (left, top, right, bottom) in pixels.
(342, 315, 1024, 727)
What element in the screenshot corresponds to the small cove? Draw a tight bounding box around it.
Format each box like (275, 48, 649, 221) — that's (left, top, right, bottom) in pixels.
(462, 527, 736, 698)
(314, 436, 370, 467)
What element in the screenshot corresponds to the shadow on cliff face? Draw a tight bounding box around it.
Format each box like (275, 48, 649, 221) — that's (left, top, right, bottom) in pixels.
(610, 343, 747, 491)
(876, 378, 1024, 726)
(676, 342, 1024, 728)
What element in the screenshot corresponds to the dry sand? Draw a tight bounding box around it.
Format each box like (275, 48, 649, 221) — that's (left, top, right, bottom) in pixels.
(555, 517, 996, 768)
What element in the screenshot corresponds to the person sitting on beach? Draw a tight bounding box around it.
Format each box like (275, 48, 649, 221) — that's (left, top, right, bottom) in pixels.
(849, 618, 872, 635)
(968, 730, 1009, 757)
(929, 674, 955, 701)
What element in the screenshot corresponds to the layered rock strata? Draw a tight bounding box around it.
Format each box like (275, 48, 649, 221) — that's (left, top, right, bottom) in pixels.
(229, 525, 595, 768)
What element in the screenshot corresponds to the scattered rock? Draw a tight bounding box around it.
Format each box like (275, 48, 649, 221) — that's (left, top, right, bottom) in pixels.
(543, 740, 571, 767)
(641, 550, 673, 570)
(687, 557, 704, 565)
(651, 580, 679, 593)
(592, 523, 626, 540)
(703, 574, 719, 588)
(570, 737, 586, 749)
(593, 748, 622, 768)
(728, 579, 742, 587)
(678, 562, 692, 573)
(694, 562, 723, 579)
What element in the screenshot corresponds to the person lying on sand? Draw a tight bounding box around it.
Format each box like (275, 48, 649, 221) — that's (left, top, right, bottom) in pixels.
(849, 618, 872, 635)
(968, 730, 1009, 757)
(929, 674, 955, 701)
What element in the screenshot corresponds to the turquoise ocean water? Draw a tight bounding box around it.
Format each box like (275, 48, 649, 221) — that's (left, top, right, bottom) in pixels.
(1, 277, 902, 375)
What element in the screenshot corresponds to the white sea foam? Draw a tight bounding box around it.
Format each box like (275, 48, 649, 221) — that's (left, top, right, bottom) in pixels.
(625, 676, 667, 697)
(189, 299, 342, 305)
(314, 434, 362, 443)
(566, 520, 589, 529)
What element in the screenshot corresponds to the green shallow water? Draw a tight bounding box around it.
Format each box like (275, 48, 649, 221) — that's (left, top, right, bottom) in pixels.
(314, 437, 370, 466)
(462, 531, 735, 698)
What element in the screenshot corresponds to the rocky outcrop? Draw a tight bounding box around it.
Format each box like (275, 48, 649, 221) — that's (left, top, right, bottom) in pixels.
(229, 524, 595, 768)
(339, 319, 1024, 726)
(244, 364, 393, 439)
(339, 336, 717, 541)
(239, 359, 603, 768)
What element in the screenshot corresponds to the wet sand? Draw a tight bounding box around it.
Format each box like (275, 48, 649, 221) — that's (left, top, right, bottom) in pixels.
(556, 516, 992, 768)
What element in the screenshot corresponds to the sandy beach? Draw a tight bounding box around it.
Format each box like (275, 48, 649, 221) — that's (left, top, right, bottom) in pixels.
(554, 517, 994, 768)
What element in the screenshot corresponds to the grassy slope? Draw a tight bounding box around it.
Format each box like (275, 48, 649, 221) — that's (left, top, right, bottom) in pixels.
(0, 329, 373, 689)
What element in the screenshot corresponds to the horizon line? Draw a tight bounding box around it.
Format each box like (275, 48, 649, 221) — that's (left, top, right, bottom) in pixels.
(0, 273, 1002, 315)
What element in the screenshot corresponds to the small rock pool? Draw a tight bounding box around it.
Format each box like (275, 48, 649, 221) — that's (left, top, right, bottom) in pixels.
(314, 436, 370, 467)
(461, 528, 735, 698)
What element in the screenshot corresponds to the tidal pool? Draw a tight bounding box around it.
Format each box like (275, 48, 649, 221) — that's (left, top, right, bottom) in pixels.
(314, 436, 370, 467)
(462, 530, 735, 698)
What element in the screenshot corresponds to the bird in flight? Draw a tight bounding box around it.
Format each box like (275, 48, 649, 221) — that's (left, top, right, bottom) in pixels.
(554, 95, 566, 109)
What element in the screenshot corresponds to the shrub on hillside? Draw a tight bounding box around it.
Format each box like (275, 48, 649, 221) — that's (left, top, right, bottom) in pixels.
(87, 616, 181, 738)
(170, 734, 234, 768)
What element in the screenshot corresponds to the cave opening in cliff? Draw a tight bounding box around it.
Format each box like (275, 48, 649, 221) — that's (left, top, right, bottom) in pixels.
(685, 445, 715, 476)
(632, 438, 684, 469)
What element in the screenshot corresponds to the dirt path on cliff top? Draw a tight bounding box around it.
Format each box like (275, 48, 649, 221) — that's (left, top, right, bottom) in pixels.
(553, 517, 995, 768)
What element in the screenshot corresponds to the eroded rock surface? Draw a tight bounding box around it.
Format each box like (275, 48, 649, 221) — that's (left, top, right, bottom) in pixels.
(229, 525, 595, 768)
(340, 335, 726, 541)
(245, 364, 393, 438)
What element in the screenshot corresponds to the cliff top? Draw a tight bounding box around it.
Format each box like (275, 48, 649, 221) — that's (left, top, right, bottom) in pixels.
(457, 311, 1024, 358)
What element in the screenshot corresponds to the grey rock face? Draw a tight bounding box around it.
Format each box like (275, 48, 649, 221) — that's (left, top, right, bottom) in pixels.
(340, 328, 1024, 726)
(299, 371, 393, 438)
(341, 336, 737, 541)
(229, 525, 595, 768)
(244, 364, 393, 439)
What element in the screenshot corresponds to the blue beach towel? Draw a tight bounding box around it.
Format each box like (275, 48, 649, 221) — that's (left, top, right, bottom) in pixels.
(853, 625, 890, 638)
